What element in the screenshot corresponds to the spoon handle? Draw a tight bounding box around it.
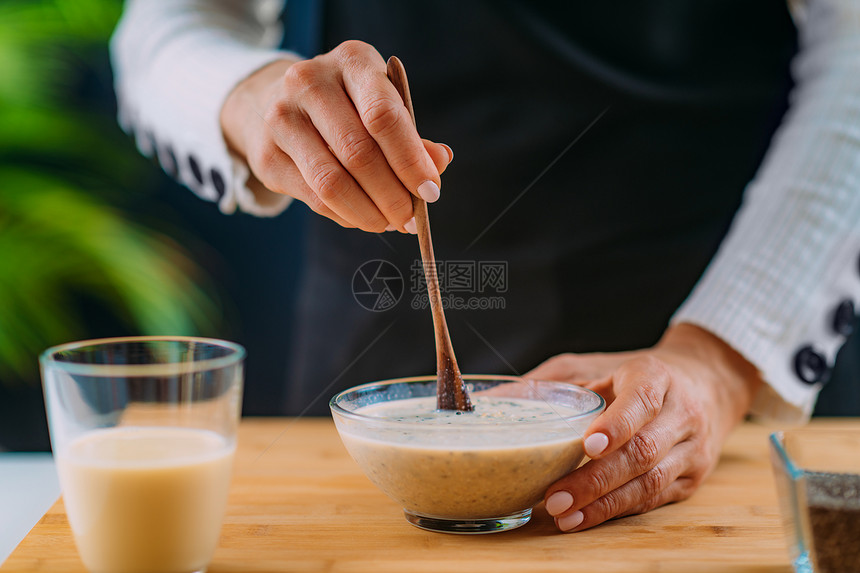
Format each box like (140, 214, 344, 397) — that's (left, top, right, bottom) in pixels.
(386, 56, 472, 412)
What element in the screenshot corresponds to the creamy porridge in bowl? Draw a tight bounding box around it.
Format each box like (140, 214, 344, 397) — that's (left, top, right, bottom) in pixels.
(330, 375, 605, 534)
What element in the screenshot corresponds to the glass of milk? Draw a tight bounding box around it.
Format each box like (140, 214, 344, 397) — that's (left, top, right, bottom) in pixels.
(40, 336, 245, 573)
(331, 375, 604, 534)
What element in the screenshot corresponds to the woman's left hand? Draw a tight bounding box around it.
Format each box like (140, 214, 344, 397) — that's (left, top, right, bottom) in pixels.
(528, 323, 763, 532)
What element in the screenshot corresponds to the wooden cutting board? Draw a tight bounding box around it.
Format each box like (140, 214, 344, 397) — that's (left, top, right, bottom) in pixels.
(6, 418, 855, 573)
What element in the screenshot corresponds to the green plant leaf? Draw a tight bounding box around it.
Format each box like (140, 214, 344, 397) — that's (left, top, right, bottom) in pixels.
(0, 0, 221, 388)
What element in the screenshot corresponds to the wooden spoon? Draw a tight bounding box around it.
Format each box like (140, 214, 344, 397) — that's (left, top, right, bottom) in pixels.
(386, 56, 473, 412)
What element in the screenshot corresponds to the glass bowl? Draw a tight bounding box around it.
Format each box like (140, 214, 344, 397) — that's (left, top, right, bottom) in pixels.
(769, 429, 860, 573)
(330, 375, 605, 534)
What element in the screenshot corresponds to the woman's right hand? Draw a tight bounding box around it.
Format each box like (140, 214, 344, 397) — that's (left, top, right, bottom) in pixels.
(220, 40, 452, 232)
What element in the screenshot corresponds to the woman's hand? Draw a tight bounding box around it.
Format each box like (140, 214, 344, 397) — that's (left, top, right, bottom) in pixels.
(220, 40, 452, 232)
(529, 323, 763, 532)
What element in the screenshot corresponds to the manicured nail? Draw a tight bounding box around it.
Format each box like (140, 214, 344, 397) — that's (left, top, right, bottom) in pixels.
(384, 224, 396, 232)
(584, 432, 609, 457)
(417, 180, 440, 202)
(404, 217, 417, 235)
(440, 143, 454, 163)
(545, 491, 574, 516)
(557, 510, 584, 532)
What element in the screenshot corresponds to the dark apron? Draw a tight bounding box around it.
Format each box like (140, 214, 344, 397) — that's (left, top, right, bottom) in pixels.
(279, 0, 799, 415)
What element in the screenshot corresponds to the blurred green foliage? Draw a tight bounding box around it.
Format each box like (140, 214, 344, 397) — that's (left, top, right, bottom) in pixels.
(0, 0, 217, 385)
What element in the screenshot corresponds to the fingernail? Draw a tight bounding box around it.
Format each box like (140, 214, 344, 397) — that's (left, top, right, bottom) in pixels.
(557, 510, 584, 532)
(545, 491, 574, 516)
(404, 217, 417, 235)
(417, 180, 440, 203)
(440, 143, 454, 163)
(584, 432, 609, 457)
(384, 224, 396, 232)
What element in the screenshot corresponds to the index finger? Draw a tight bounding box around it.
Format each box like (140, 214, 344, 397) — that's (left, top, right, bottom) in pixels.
(339, 49, 442, 201)
(582, 355, 670, 459)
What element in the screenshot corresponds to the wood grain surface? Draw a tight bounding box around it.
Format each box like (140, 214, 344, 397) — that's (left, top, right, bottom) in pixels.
(5, 418, 857, 573)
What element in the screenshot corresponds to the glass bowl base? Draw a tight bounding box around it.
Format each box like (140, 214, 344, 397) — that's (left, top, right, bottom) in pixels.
(403, 508, 532, 534)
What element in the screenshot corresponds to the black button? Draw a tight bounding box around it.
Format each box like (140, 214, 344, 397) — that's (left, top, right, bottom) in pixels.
(210, 168, 226, 199)
(832, 299, 856, 336)
(162, 145, 178, 177)
(188, 154, 204, 184)
(793, 345, 830, 385)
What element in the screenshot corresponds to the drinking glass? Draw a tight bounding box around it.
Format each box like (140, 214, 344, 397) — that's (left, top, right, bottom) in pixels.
(770, 429, 860, 573)
(41, 336, 245, 573)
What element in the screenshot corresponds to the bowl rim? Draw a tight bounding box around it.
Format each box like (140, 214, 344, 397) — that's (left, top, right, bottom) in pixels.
(329, 374, 605, 429)
(769, 429, 860, 479)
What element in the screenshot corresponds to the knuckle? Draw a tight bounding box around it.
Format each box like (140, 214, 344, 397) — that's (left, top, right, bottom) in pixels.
(283, 60, 319, 91)
(390, 149, 425, 174)
(339, 131, 380, 171)
(381, 191, 413, 218)
(248, 139, 280, 172)
(335, 39, 374, 62)
(299, 82, 330, 107)
(361, 97, 403, 138)
(261, 102, 297, 138)
(627, 433, 661, 471)
(635, 379, 665, 420)
(584, 468, 613, 500)
(615, 409, 641, 443)
(311, 164, 348, 203)
(591, 492, 624, 521)
(640, 465, 669, 499)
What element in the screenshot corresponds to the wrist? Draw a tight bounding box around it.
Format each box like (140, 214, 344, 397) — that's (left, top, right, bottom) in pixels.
(657, 322, 764, 422)
(220, 57, 298, 160)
